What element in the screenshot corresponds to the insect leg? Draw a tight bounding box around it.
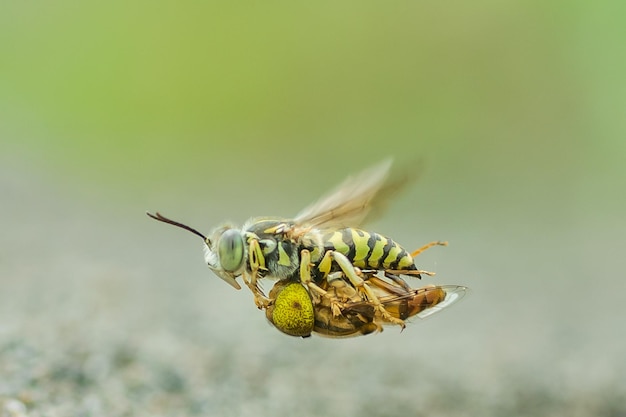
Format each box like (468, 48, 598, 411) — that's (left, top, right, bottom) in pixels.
(246, 238, 271, 309)
(359, 269, 406, 286)
(300, 249, 346, 316)
(380, 241, 448, 278)
(385, 269, 436, 277)
(410, 240, 448, 258)
(382, 272, 412, 291)
(325, 251, 406, 329)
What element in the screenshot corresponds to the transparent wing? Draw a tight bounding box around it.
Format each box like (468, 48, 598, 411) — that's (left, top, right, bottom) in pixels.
(411, 285, 468, 319)
(345, 285, 468, 320)
(294, 158, 419, 229)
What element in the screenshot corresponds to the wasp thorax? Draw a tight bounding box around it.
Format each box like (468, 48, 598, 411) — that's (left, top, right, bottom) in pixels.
(217, 229, 245, 272)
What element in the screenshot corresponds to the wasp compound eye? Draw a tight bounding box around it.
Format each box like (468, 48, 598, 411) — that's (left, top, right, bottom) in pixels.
(218, 229, 245, 272)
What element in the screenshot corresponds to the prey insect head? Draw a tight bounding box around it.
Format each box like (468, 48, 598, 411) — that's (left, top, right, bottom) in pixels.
(146, 212, 243, 290)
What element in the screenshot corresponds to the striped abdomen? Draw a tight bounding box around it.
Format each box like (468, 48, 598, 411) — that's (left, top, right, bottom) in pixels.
(322, 228, 416, 271)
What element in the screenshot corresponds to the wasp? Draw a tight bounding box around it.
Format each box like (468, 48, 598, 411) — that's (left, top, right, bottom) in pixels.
(265, 275, 467, 338)
(147, 159, 452, 328)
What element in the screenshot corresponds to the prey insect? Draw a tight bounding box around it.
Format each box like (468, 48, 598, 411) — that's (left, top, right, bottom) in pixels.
(266, 275, 467, 338)
(147, 159, 456, 330)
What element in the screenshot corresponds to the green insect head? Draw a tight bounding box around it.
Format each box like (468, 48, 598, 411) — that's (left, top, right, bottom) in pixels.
(146, 212, 245, 290)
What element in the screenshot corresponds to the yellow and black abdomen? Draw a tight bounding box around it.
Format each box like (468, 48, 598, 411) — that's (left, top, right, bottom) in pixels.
(322, 228, 416, 271)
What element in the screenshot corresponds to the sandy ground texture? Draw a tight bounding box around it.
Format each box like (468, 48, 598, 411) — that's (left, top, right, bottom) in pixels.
(1, 167, 625, 417)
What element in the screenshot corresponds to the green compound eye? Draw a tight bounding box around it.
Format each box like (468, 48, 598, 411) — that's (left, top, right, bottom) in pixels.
(218, 229, 244, 272)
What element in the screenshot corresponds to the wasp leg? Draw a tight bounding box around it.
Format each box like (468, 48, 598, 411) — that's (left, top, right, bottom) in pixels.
(410, 240, 448, 258)
(385, 268, 436, 277)
(382, 272, 412, 291)
(360, 269, 410, 290)
(380, 241, 447, 279)
(243, 270, 271, 309)
(299, 249, 325, 302)
(300, 249, 346, 316)
(246, 238, 271, 309)
(319, 250, 406, 329)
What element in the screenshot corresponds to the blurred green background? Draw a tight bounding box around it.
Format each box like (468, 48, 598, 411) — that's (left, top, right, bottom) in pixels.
(1, 1, 625, 416)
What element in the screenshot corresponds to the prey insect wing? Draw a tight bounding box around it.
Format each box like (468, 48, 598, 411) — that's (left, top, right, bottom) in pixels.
(345, 284, 468, 320)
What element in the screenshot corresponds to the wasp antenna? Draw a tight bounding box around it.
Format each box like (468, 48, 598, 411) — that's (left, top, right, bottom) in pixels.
(146, 211, 208, 241)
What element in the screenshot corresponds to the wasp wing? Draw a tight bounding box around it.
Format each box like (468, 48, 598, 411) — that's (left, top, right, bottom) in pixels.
(294, 158, 419, 229)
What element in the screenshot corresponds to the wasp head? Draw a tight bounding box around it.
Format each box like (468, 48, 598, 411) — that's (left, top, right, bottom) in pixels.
(147, 212, 244, 290)
(203, 225, 245, 290)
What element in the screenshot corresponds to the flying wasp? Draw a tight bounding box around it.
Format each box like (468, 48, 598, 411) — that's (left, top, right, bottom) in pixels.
(147, 159, 453, 328)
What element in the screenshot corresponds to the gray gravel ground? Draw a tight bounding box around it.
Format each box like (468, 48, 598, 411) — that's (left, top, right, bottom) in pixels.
(2, 165, 625, 417)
